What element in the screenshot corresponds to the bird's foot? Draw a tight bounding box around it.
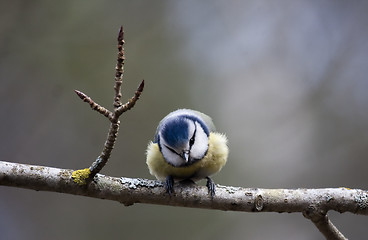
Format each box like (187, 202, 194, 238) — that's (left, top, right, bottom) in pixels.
(206, 177, 216, 199)
(165, 175, 174, 196)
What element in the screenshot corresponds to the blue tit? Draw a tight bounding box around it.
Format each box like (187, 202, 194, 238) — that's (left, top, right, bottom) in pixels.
(146, 109, 228, 197)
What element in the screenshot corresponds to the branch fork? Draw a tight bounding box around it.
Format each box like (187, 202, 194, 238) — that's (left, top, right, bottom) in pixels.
(72, 26, 144, 184)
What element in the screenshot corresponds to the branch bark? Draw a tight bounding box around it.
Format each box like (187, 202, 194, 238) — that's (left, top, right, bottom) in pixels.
(2, 160, 367, 239)
(1, 160, 367, 214)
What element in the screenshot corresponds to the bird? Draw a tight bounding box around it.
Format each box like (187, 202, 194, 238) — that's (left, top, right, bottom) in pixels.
(146, 109, 228, 197)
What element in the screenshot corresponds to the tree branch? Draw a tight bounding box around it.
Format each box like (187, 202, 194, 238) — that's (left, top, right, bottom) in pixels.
(1, 160, 367, 216)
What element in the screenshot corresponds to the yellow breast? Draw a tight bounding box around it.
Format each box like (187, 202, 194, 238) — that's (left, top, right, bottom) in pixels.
(146, 132, 228, 181)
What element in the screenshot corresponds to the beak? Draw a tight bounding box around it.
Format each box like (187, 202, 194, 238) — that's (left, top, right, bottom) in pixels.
(183, 150, 190, 163)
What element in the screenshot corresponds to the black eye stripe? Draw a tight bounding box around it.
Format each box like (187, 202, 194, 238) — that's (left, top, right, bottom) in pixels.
(165, 145, 181, 156)
(189, 122, 197, 148)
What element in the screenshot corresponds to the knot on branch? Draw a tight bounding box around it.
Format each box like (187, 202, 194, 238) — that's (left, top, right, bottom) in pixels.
(255, 195, 264, 211)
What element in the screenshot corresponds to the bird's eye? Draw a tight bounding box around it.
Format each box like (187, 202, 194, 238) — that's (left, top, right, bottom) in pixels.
(189, 134, 195, 147)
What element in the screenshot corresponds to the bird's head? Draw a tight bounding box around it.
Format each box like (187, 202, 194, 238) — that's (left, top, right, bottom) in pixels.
(157, 115, 209, 167)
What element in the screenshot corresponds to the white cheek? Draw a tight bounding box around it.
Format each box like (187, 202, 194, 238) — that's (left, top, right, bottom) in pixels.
(159, 136, 184, 166)
(160, 146, 184, 166)
(190, 122, 209, 159)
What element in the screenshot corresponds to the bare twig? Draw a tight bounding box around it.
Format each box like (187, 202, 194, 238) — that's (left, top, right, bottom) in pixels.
(74, 90, 113, 120)
(114, 26, 125, 109)
(73, 25, 144, 182)
(89, 121, 120, 177)
(115, 80, 144, 116)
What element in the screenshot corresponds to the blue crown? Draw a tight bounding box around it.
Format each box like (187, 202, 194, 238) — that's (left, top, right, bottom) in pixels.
(161, 117, 189, 148)
(154, 114, 210, 149)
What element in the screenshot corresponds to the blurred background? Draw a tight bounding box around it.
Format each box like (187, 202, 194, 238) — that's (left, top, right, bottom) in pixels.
(1, 1, 368, 239)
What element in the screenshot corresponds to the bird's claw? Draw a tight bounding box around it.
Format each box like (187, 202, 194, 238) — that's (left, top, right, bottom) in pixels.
(165, 175, 174, 196)
(206, 177, 216, 199)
